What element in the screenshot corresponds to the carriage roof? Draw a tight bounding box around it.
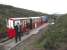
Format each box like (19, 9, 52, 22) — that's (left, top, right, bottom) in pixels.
(9, 17, 29, 20)
(29, 17, 40, 19)
(9, 17, 40, 20)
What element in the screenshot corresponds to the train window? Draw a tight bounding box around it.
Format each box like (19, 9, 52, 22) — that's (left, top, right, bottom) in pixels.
(14, 20, 20, 26)
(27, 19, 30, 23)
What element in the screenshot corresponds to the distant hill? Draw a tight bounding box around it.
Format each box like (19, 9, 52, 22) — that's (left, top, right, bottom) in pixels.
(52, 14, 64, 17)
(0, 4, 47, 18)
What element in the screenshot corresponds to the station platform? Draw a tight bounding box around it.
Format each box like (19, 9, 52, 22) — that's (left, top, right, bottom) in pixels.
(0, 23, 48, 50)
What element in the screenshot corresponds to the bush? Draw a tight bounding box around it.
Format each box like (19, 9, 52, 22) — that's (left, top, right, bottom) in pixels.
(43, 15, 67, 50)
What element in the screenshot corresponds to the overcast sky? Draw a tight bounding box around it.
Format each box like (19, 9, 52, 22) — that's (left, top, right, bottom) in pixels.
(0, 0, 67, 14)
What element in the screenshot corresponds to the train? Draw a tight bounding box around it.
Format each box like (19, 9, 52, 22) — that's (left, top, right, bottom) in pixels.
(0, 16, 48, 42)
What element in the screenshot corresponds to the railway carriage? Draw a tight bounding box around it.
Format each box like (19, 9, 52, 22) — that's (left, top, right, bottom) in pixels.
(7, 17, 30, 39)
(41, 16, 48, 23)
(5, 16, 48, 39)
(29, 17, 41, 28)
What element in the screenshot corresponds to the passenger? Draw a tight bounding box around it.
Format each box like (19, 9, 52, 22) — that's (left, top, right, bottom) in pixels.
(30, 19, 32, 29)
(26, 23, 30, 29)
(26, 23, 30, 33)
(14, 23, 21, 43)
(20, 23, 23, 36)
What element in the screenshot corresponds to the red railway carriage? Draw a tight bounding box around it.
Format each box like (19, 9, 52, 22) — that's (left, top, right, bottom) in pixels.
(7, 17, 30, 39)
(29, 17, 41, 28)
(6, 16, 48, 39)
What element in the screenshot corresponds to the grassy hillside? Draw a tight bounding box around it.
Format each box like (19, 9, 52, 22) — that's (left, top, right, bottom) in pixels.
(34, 14, 67, 50)
(0, 4, 46, 17)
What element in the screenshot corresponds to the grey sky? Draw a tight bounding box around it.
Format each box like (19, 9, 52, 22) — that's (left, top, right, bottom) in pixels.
(0, 0, 67, 14)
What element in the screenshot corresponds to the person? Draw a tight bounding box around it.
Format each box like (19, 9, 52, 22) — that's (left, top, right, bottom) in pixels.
(14, 23, 21, 43)
(29, 19, 32, 29)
